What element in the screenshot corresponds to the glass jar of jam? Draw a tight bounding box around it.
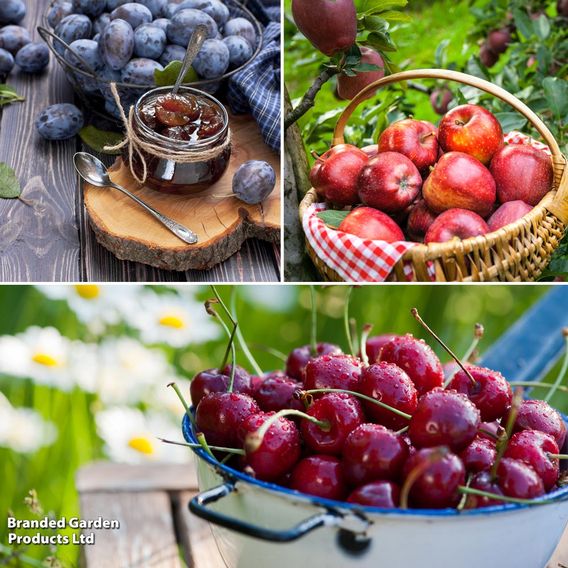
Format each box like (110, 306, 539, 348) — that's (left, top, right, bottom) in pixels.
(128, 86, 231, 194)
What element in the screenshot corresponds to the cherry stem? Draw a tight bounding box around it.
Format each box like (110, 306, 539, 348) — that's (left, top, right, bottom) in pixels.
(246, 409, 330, 453)
(360, 324, 374, 367)
(196, 432, 215, 459)
(350, 318, 359, 355)
(220, 320, 238, 371)
(548, 453, 568, 460)
(457, 474, 473, 511)
(457, 486, 555, 506)
(344, 287, 356, 355)
(303, 388, 412, 420)
(544, 330, 568, 403)
(250, 343, 288, 363)
(400, 447, 449, 509)
(158, 438, 245, 455)
(310, 286, 318, 356)
(491, 386, 523, 479)
(396, 426, 409, 435)
(168, 382, 196, 429)
(230, 288, 263, 377)
(509, 381, 568, 393)
(410, 308, 476, 388)
(462, 323, 484, 363)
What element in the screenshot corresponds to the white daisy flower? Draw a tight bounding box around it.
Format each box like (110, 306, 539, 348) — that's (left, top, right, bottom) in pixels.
(123, 290, 220, 348)
(0, 393, 57, 454)
(0, 327, 97, 391)
(95, 407, 191, 463)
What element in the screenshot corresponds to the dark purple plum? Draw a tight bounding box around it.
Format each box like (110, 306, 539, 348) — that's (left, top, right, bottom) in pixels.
(193, 38, 229, 79)
(134, 24, 167, 59)
(100, 18, 134, 71)
(93, 13, 112, 36)
(137, 0, 168, 17)
(152, 18, 171, 34)
(223, 35, 253, 68)
(110, 3, 153, 29)
(121, 57, 163, 85)
(106, 0, 130, 10)
(224, 17, 257, 47)
(233, 161, 276, 205)
(47, 2, 73, 29)
(35, 104, 84, 141)
(65, 39, 104, 72)
(0, 25, 30, 55)
(167, 9, 218, 47)
(72, 0, 106, 18)
(172, 0, 230, 26)
(159, 44, 186, 66)
(0, 48, 14, 75)
(97, 64, 122, 98)
(0, 0, 25, 25)
(15, 42, 50, 74)
(54, 15, 92, 57)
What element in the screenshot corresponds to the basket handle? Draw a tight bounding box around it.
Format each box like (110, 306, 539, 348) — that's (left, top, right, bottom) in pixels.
(332, 68, 568, 224)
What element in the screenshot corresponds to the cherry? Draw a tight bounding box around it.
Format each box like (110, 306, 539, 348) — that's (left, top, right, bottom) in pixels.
(463, 471, 504, 508)
(379, 334, 444, 395)
(402, 447, 465, 508)
(222, 364, 252, 387)
(364, 334, 397, 364)
(190, 368, 253, 406)
(285, 342, 342, 381)
(401, 433, 417, 459)
(195, 392, 259, 447)
(504, 429, 560, 491)
(254, 375, 304, 413)
(347, 480, 400, 508)
(290, 455, 346, 500)
(447, 365, 512, 422)
(459, 436, 496, 473)
(507, 399, 567, 449)
(408, 388, 481, 452)
(303, 354, 364, 393)
(478, 420, 504, 441)
(443, 361, 460, 381)
(240, 412, 301, 482)
(496, 457, 545, 499)
(343, 423, 409, 486)
(357, 362, 417, 430)
(301, 392, 364, 455)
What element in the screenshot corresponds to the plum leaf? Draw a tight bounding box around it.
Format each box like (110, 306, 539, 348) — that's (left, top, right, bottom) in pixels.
(317, 210, 350, 229)
(79, 126, 123, 155)
(0, 162, 21, 199)
(154, 61, 198, 87)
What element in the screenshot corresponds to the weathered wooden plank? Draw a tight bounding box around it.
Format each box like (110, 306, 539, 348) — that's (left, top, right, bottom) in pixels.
(174, 491, 226, 568)
(80, 491, 182, 568)
(0, 0, 81, 282)
(548, 524, 568, 568)
(77, 461, 198, 493)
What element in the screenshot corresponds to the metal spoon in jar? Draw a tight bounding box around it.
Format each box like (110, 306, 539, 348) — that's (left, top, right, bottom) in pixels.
(73, 152, 199, 245)
(171, 24, 209, 95)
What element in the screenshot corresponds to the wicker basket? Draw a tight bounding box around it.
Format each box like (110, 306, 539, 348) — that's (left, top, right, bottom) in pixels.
(299, 69, 568, 282)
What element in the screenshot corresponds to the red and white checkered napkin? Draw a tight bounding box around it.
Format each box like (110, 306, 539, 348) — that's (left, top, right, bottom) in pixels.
(302, 132, 552, 283)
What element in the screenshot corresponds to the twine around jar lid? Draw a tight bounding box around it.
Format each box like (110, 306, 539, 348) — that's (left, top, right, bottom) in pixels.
(104, 83, 232, 185)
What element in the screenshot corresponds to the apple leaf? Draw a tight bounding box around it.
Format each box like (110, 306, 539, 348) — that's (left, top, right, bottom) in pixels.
(79, 126, 124, 155)
(356, 0, 408, 16)
(154, 61, 199, 87)
(0, 162, 21, 199)
(533, 14, 550, 41)
(543, 77, 568, 121)
(366, 31, 397, 52)
(495, 112, 527, 133)
(512, 8, 534, 39)
(379, 10, 412, 23)
(317, 210, 350, 229)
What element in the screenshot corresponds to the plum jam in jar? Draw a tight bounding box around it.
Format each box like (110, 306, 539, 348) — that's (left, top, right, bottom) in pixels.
(129, 86, 231, 194)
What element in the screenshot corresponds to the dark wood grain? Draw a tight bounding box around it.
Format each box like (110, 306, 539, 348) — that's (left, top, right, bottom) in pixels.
(0, 0, 281, 282)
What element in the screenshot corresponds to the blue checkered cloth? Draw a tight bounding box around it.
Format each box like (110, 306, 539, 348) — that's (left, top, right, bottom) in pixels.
(227, 0, 281, 153)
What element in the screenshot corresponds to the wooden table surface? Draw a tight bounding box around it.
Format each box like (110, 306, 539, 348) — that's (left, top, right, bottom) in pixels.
(0, 0, 280, 283)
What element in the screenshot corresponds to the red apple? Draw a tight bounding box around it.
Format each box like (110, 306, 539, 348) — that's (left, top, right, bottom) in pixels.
(559, 0, 568, 17)
(430, 88, 453, 115)
(480, 43, 499, 67)
(309, 144, 368, 207)
(422, 152, 496, 217)
(337, 47, 385, 100)
(358, 151, 422, 213)
(361, 144, 379, 158)
(378, 119, 439, 173)
(487, 28, 511, 55)
(291, 0, 357, 56)
(487, 200, 532, 231)
(425, 209, 489, 244)
(438, 104, 504, 165)
(338, 207, 405, 242)
(407, 200, 437, 242)
(490, 144, 554, 206)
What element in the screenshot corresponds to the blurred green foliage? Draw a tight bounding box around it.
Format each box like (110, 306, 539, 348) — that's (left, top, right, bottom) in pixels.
(1, 285, 567, 566)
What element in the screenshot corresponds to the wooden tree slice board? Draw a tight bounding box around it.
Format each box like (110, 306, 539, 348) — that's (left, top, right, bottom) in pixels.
(83, 114, 280, 272)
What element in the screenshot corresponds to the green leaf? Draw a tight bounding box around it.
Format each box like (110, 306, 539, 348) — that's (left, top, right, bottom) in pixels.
(79, 126, 124, 155)
(494, 112, 527, 132)
(434, 39, 450, 68)
(317, 210, 350, 229)
(154, 61, 199, 87)
(0, 84, 24, 107)
(543, 77, 568, 120)
(533, 14, 550, 40)
(0, 162, 21, 199)
(355, 0, 408, 16)
(362, 15, 389, 33)
(353, 63, 382, 72)
(378, 10, 411, 23)
(365, 31, 397, 52)
(512, 8, 533, 39)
